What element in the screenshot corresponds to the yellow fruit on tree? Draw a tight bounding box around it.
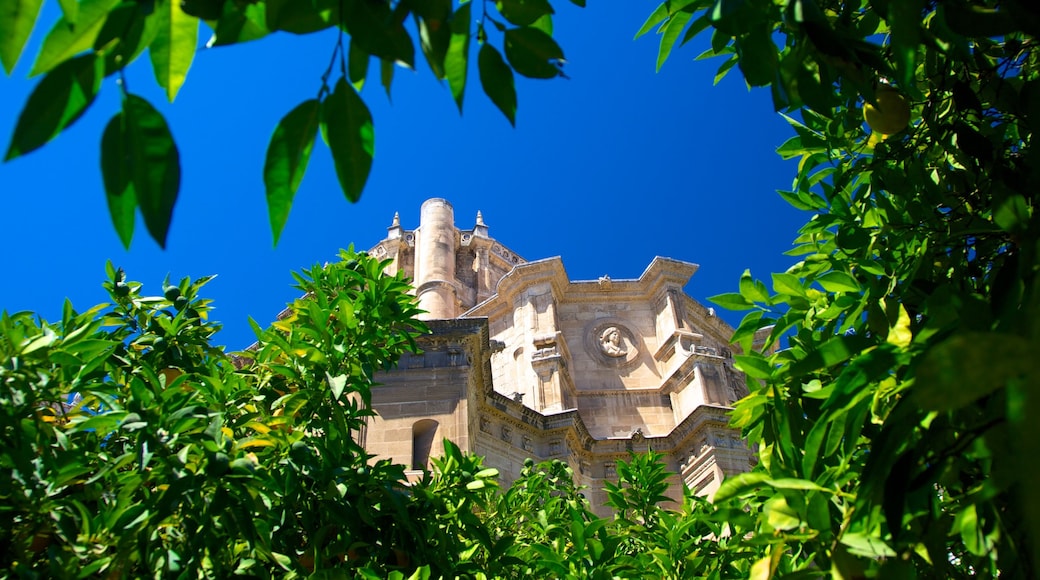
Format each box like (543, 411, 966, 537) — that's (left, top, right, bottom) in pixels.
(863, 85, 911, 135)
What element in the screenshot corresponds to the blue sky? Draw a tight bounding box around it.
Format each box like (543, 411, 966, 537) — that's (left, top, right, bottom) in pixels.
(0, 2, 806, 350)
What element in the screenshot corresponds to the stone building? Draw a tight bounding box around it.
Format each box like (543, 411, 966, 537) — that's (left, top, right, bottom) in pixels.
(361, 199, 760, 513)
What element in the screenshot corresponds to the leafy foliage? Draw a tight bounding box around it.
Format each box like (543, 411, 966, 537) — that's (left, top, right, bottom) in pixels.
(641, 0, 1040, 577)
(1, 0, 582, 248)
(0, 253, 812, 579)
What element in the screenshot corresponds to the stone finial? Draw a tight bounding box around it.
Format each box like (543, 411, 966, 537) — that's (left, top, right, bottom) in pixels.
(391, 212, 400, 227)
(387, 211, 402, 239)
(473, 210, 489, 237)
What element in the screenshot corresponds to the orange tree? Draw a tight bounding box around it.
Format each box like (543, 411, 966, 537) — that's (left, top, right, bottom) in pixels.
(639, 0, 1039, 577)
(0, 250, 772, 579)
(0, 249, 514, 578)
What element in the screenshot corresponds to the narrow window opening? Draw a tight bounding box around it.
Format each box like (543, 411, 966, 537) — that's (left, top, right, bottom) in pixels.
(412, 419, 439, 470)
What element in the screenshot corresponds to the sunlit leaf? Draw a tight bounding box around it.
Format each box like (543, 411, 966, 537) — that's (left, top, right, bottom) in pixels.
(149, 0, 198, 102)
(30, 0, 121, 76)
(0, 0, 44, 74)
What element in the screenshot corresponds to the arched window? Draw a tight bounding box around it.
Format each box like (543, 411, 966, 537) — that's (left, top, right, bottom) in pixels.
(412, 419, 439, 470)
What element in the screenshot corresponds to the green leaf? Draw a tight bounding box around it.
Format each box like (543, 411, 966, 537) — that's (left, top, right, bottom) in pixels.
(765, 495, 801, 530)
(478, 43, 516, 125)
(348, 38, 368, 91)
(788, 334, 870, 377)
(635, 3, 669, 39)
(886, 304, 911, 348)
(345, 0, 414, 68)
(735, 26, 776, 87)
(529, 13, 552, 35)
(30, 0, 121, 76)
(321, 78, 374, 203)
(101, 112, 136, 248)
(0, 0, 44, 74)
(496, 0, 553, 27)
(713, 471, 770, 502)
(771, 272, 806, 298)
(709, 292, 754, 311)
(5, 53, 103, 161)
(735, 354, 773, 379)
(445, 2, 471, 111)
(264, 99, 320, 244)
(657, 10, 692, 72)
(118, 94, 181, 248)
(739, 269, 770, 303)
(416, 1, 452, 79)
(381, 57, 394, 99)
(211, 3, 269, 47)
(888, 0, 922, 88)
(266, 0, 336, 34)
(56, 0, 78, 24)
(815, 271, 860, 293)
(915, 333, 1037, 412)
(503, 26, 563, 79)
(149, 0, 198, 102)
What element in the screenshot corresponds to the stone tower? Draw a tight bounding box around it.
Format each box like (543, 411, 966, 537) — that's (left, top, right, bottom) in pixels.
(362, 199, 762, 514)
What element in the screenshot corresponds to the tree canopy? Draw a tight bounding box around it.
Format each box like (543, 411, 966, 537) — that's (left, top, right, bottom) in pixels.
(640, 0, 1038, 576)
(2, 0, 1039, 577)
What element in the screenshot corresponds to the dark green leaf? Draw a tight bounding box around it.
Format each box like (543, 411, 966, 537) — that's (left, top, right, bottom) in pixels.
(101, 112, 136, 248)
(888, 0, 922, 88)
(735, 27, 776, 86)
(321, 78, 374, 203)
(264, 99, 320, 244)
(30, 0, 120, 76)
(788, 334, 870, 377)
(211, 3, 269, 47)
(478, 43, 516, 125)
(266, 0, 336, 34)
(345, 0, 414, 68)
(445, 2, 471, 111)
(416, 2, 452, 79)
(915, 333, 1037, 412)
(0, 0, 44, 74)
(380, 57, 394, 99)
(496, 0, 554, 27)
(5, 53, 103, 161)
(94, 1, 149, 71)
(122, 94, 181, 248)
(503, 26, 563, 79)
(348, 38, 368, 90)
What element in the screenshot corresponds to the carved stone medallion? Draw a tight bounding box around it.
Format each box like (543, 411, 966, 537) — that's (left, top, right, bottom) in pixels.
(584, 320, 639, 367)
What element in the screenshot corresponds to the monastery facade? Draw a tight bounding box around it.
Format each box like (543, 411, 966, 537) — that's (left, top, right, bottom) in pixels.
(361, 199, 760, 513)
